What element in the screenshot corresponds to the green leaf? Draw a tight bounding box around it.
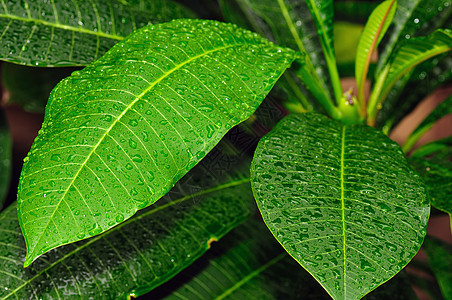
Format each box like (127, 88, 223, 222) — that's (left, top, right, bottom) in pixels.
(305, 0, 343, 102)
(334, 1, 379, 23)
(355, 0, 396, 106)
(2, 62, 77, 113)
(251, 112, 430, 300)
(151, 218, 329, 299)
(411, 135, 452, 159)
(376, 0, 452, 76)
(222, 0, 334, 102)
(0, 0, 194, 66)
(375, 53, 452, 131)
(17, 19, 297, 267)
(409, 153, 452, 230)
(0, 151, 254, 299)
(369, 29, 452, 122)
(423, 236, 452, 300)
(0, 111, 12, 210)
(403, 95, 452, 152)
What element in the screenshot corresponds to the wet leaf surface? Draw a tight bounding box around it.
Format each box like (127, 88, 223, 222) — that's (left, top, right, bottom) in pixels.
(17, 19, 297, 266)
(0, 0, 194, 66)
(0, 151, 254, 299)
(251, 112, 430, 300)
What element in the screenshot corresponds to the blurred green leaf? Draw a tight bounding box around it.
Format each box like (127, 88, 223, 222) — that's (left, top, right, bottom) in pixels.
(423, 236, 452, 299)
(403, 95, 452, 152)
(17, 19, 297, 266)
(409, 149, 452, 230)
(0, 111, 11, 210)
(370, 29, 452, 123)
(334, 22, 363, 65)
(2, 62, 77, 112)
(0, 150, 254, 299)
(0, 0, 194, 66)
(251, 112, 430, 299)
(376, 0, 452, 76)
(219, 0, 334, 107)
(334, 1, 379, 23)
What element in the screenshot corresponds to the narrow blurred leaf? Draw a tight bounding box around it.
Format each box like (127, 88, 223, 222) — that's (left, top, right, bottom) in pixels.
(334, 1, 379, 23)
(423, 236, 452, 299)
(403, 95, 452, 152)
(411, 135, 452, 159)
(375, 54, 452, 130)
(409, 152, 452, 230)
(0, 111, 12, 210)
(355, 0, 396, 104)
(2, 62, 77, 112)
(251, 112, 430, 300)
(376, 0, 452, 76)
(374, 29, 452, 113)
(0, 152, 254, 299)
(0, 0, 194, 66)
(17, 19, 297, 266)
(305, 0, 343, 102)
(220, 0, 333, 101)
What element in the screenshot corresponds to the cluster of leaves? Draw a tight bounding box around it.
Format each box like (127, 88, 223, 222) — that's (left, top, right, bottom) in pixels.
(0, 0, 451, 299)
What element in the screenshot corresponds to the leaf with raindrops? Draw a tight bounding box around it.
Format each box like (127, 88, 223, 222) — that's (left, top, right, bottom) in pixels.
(0, 0, 194, 66)
(17, 19, 298, 267)
(251, 112, 430, 300)
(0, 150, 254, 299)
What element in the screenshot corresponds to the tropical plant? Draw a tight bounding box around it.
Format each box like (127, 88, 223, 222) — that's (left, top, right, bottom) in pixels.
(0, 0, 451, 299)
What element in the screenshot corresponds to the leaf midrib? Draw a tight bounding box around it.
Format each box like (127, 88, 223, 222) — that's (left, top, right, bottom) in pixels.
(27, 42, 242, 259)
(0, 13, 123, 41)
(340, 125, 347, 297)
(5, 178, 250, 299)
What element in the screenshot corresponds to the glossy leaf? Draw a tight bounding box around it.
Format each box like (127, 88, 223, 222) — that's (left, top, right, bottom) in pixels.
(355, 0, 396, 105)
(2, 62, 77, 113)
(423, 236, 452, 299)
(223, 0, 333, 101)
(0, 0, 194, 66)
(403, 95, 452, 152)
(251, 112, 430, 300)
(370, 29, 452, 121)
(376, 0, 452, 76)
(409, 153, 452, 230)
(0, 151, 254, 299)
(0, 111, 12, 210)
(17, 19, 297, 266)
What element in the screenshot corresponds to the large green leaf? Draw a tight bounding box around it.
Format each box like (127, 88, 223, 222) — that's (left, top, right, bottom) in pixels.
(423, 236, 452, 300)
(355, 0, 396, 105)
(376, 0, 452, 76)
(0, 111, 12, 210)
(369, 29, 452, 122)
(0, 0, 194, 66)
(0, 150, 254, 299)
(17, 19, 297, 266)
(2, 62, 77, 113)
(251, 112, 430, 300)
(403, 95, 452, 152)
